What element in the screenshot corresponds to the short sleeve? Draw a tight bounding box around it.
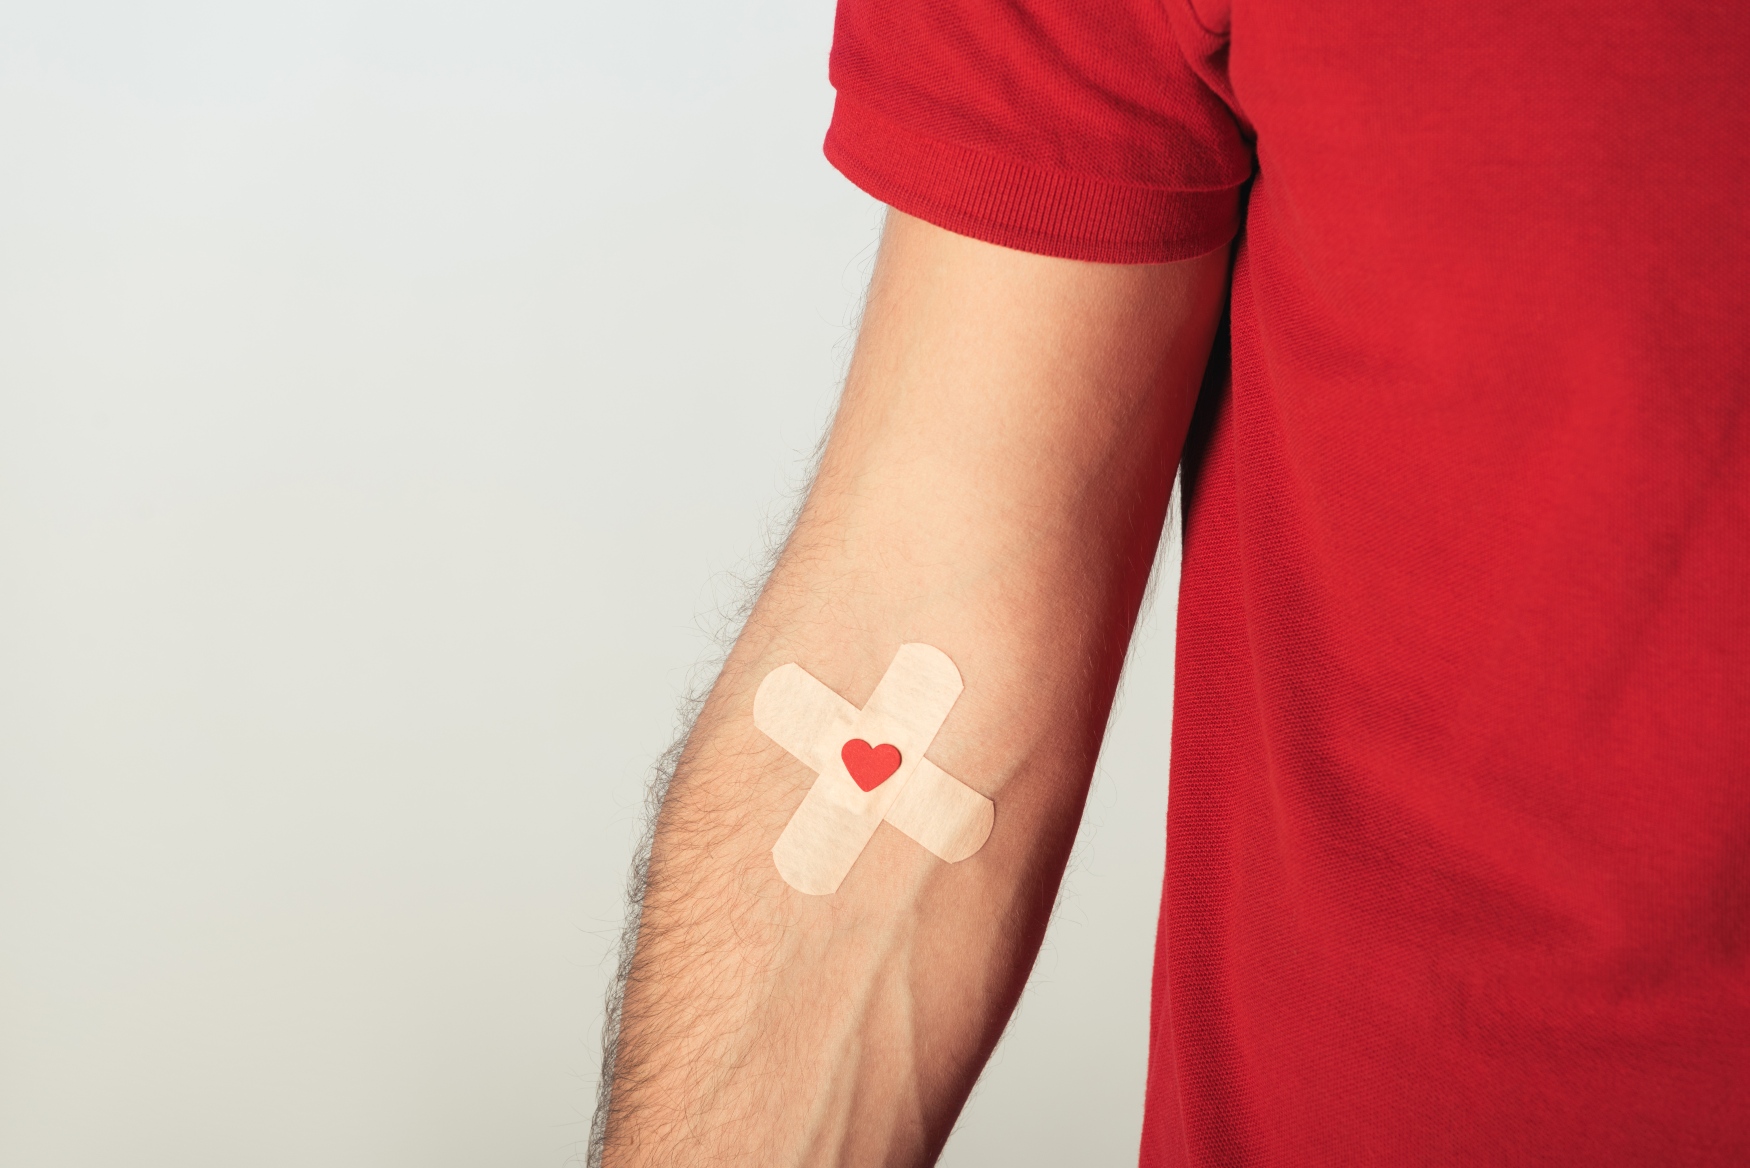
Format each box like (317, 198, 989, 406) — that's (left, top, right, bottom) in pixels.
(824, 0, 1253, 263)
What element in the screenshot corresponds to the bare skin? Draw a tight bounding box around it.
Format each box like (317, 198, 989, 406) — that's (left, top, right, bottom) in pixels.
(597, 210, 1229, 1166)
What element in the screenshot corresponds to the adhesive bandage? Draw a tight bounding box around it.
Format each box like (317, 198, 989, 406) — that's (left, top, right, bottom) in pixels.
(754, 643, 994, 895)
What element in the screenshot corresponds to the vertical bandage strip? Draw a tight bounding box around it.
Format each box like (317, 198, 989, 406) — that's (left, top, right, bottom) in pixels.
(755, 644, 994, 895)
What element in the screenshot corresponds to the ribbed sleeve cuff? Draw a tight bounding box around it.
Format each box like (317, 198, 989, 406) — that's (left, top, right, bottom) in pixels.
(824, 92, 1243, 264)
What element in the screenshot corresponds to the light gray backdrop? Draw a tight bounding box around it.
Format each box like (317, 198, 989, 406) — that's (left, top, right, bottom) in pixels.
(0, 2, 1182, 1163)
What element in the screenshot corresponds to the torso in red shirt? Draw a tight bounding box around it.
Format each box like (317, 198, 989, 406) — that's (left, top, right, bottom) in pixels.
(824, 0, 1750, 1161)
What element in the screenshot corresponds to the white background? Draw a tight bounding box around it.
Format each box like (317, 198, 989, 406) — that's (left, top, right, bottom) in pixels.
(0, 2, 1182, 1163)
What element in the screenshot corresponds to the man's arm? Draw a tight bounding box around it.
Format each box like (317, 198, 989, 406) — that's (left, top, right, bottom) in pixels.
(598, 210, 1228, 1166)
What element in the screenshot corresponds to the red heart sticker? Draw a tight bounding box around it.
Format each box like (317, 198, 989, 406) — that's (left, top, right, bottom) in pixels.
(841, 739, 902, 792)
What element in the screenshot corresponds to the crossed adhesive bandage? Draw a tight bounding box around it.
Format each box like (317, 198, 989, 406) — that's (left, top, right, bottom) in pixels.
(754, 643, 993, 895)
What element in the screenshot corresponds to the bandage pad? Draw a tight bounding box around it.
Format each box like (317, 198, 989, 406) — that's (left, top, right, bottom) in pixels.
(754, 644, 994, 895)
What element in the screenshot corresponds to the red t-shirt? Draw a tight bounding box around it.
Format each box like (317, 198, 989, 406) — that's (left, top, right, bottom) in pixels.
(824, 0, 1750, 1162)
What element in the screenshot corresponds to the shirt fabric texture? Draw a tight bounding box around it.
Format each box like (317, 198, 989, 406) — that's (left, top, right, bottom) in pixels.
(823, 0, 1750, 1163)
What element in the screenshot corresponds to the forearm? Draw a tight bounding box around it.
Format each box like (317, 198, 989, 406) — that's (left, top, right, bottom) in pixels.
(599, 212, 1228, 1166)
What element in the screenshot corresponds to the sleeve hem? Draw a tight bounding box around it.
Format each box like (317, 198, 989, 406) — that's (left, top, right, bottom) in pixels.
(824, 92, 1243, 265)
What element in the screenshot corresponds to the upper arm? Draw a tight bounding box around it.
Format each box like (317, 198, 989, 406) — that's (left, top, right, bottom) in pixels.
(802, 209, 1229, 587)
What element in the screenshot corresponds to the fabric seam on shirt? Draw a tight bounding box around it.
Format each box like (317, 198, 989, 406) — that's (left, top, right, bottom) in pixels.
(826, 91, 1246, 264)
